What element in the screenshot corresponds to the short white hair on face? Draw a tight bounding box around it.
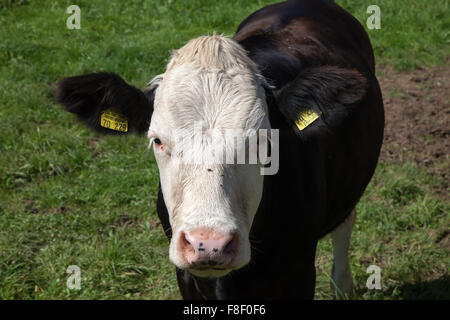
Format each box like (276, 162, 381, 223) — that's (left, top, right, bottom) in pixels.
(148, 35, 271, 275)
(167, 34, 261, 73)
(151, 34, 270, 136)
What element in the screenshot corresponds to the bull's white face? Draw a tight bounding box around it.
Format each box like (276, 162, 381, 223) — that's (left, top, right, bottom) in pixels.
(147, 36, 270, 277)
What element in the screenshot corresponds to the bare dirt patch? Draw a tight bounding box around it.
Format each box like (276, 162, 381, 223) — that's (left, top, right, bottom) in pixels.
(378, 63, 449, 194)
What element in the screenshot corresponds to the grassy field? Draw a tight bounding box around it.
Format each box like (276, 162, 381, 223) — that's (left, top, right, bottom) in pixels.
(0, 0, 449, 299)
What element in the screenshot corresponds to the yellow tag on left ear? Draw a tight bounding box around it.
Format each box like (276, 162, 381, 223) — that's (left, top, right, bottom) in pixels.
(295, 109, 321, 131)
(100, 108, 128, 132)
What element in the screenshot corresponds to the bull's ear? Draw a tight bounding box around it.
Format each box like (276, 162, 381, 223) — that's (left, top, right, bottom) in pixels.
(55, 72, 157, 135)
(275, 66, 367, 133)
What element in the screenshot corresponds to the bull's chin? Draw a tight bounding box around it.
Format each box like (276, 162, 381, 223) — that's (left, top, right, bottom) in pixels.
(188, 268, 233, 278)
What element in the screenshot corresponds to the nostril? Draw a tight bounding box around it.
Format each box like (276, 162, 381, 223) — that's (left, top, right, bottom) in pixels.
(180, 232, 195, 256)
(223, 233, 239, 255)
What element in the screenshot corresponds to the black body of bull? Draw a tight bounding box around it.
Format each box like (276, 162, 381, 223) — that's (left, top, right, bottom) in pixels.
(159, 0, 385, 299)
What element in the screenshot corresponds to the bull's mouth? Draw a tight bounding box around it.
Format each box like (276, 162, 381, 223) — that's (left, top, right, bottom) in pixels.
(188, 267, 233, 278)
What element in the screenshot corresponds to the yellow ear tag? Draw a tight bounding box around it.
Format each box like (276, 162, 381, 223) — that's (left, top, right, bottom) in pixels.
(295, 109, 321, 131)
(100, 108, 128, 132)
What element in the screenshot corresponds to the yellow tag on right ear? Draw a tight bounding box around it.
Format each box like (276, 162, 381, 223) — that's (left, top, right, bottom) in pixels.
(100, 108, 128, 132)
(295, 109, 321, 131)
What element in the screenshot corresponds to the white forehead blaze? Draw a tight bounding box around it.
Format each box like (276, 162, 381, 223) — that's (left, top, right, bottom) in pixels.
(151, 35, 270, 136)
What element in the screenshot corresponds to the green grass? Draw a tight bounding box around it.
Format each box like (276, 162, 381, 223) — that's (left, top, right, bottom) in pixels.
(0, 0, 448, 299)
(315, 163, 449, 300)
(338, 0, 449, 70)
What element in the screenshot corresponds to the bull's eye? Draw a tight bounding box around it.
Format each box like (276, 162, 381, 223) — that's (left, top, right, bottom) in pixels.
(148, 132, 168, 153)
(151, 136, 167, 153)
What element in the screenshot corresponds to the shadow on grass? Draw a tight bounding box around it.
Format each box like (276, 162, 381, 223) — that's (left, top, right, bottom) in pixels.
(393, 275, 450, 300)
(363, 275, 450, 300)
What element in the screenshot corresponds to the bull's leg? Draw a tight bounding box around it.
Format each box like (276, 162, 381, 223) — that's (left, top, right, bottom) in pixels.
(330, 208, 356, 299)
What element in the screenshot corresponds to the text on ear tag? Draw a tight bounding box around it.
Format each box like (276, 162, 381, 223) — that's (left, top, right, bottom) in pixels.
(295, 109, 321, 131)
(100, 108, 128, 132)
